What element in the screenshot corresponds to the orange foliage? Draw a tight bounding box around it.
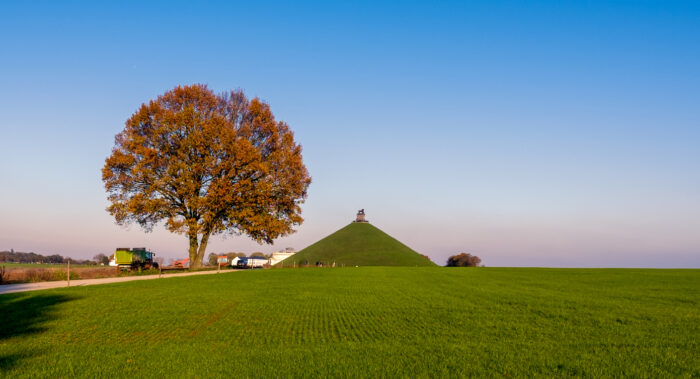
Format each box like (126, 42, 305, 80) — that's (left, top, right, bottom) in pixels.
(446, 253, 482, 267)
(102, 85, 311, 268)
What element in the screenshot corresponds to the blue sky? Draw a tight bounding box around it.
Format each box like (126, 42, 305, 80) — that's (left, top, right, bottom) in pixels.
(1, 1, 698, 267)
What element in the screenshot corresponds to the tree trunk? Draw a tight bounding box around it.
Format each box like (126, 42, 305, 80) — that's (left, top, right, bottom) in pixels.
(188, 231, 200, 269)
(188, 229, 212, 270)
(197, 231, 211, 268)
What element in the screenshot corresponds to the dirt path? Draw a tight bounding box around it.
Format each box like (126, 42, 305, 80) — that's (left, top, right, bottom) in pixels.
(0, 269, 240, 295)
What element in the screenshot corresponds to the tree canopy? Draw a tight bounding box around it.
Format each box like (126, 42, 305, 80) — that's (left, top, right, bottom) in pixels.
(446, 253, 482, 267)
(102, 84, 311, 268)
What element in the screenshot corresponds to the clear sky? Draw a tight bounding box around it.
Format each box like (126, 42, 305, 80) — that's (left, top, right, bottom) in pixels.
(1, 1, 699, 267)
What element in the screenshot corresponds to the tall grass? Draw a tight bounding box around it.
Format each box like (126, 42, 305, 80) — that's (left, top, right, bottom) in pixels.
(0, 266, 236, 284)
(2, 267, 115, 284)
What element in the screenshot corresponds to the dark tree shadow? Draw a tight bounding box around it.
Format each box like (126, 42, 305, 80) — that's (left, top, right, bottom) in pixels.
(0, 293, 78, 371)
(0, 352, 39, 372)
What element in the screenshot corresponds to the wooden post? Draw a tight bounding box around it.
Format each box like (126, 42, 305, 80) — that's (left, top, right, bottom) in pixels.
(159, 264, 162, 278)
(218, 262, 221, 273)
(67, 259, 70, 287)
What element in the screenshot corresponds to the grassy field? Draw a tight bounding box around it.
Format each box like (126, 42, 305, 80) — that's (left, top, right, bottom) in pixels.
(0, 267, 698, 377)
(280, 222, 436, 267)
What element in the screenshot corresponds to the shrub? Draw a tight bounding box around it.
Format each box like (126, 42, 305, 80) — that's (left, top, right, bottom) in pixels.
(23, 268, 60, 282)
(446, 253, 482, 267)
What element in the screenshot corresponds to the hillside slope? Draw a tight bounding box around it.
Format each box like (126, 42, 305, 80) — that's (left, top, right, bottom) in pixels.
(280, 222, 435, 266)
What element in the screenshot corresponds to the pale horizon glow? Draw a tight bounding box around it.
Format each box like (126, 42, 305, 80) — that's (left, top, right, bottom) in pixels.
(1, 1, 699, 267)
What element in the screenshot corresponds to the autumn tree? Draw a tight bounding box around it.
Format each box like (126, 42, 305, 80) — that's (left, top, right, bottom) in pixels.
(102, 84, 311, 269)
(446, 253, 482, 267)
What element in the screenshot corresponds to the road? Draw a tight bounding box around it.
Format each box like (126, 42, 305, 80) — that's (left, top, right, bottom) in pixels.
(0, 269, 239, 295)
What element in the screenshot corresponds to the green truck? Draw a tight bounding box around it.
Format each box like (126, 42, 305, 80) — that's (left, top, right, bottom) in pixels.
(114, 247, 158, 270)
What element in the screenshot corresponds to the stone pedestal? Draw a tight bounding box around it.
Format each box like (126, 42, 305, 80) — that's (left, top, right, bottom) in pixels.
(355, 209, 368, 223)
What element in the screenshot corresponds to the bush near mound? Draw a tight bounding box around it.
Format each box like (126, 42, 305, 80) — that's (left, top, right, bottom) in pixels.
(446, 253, 482, 267)
(280, 222, 435, 267)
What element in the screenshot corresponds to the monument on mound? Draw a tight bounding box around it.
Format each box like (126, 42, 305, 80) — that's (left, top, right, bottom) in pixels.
(277, 210, 436, 267)
(354, 209, 368, 223)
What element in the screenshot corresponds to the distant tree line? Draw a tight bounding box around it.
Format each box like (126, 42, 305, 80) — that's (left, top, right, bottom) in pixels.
(0, 249, 98, 265)
(92, 253, 111, 265)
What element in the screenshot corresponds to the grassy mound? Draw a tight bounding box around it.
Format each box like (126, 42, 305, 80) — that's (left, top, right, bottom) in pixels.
(280, 222, 435, 267)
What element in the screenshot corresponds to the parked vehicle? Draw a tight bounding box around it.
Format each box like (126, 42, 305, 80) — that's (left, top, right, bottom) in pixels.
(173, 258, 189, 268)
(114, 247, 158, 270)
(237, 256, 268, 269)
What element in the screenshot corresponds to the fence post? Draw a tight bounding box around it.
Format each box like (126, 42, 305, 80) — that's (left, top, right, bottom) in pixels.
(218, 262, 221, 273)
(67, 259, 70, 287)
(159, 264, 162, 278)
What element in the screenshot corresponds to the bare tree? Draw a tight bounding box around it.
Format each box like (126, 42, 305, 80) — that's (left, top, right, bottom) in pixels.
(93, 253, 109, 265)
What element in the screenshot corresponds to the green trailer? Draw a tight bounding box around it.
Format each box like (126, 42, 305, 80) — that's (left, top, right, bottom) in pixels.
(114, 247, 158, 270)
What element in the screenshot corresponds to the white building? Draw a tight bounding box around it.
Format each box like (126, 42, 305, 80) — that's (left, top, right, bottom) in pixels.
(269, 248, 296, 265)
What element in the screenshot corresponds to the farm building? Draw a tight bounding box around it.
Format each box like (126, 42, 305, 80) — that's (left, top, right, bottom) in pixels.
(229, 256, 242, 266)
(269, 248, 296, 265)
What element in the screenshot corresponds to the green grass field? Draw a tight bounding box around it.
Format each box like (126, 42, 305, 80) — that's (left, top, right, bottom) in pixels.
(1, 267, 698, 377)
(280, 222, 436, 267)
